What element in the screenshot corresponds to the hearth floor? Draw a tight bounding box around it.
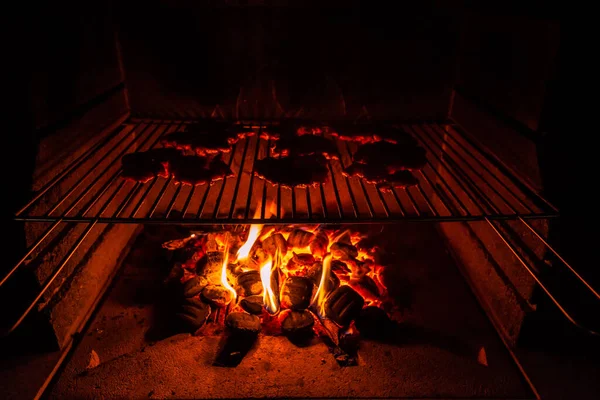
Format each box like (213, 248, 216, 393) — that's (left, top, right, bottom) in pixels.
(49, 224, 533, 399)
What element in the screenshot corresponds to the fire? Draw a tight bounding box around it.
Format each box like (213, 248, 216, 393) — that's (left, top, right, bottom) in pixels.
(236, 224, 263, 262)
(312, 254, 332, 316)
(260, 258, 279, 314)
(220, 242, 237, 302)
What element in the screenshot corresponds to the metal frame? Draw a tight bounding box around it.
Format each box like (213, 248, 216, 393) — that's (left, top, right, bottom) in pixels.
(5, 118, 598, 339)
(14, 119, 558, 224)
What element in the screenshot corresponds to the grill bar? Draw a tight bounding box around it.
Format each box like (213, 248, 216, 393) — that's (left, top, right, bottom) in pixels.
(15, 119, 557, 224)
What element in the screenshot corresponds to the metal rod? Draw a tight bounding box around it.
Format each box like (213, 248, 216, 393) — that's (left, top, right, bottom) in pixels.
(485, 218, 599, 337)
(416, 169, 451, 216)
(4, 178, 131, 336)
(148, 177, 174, 218)
(181, 185, 196, 218)
(414, 184, 437, 217)
(405, 188, 421, 216)
(426, 124, 518, 214)
(343, 141, 375, 218)
(432, 123, 534, 213)
(228, 134, 252, 219)
(244, 126, 264, 219)
(212, 141, 240, 220)
(15, 119, 130, 217)
(390, 188, 407, 216)
(407, 125, 482, 215)
(449, 119, 558, 214)
(165, 184, 184, 218)
(319, 183, 328, 218)
(45, 123, 156, 217)
(326, 163, 344, 218)
(518, 217, 600, 300)
(305, 187, 312, 219)
(374, 186, 391, 218)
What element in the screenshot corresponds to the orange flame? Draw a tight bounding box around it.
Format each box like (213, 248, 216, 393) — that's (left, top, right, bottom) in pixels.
(236, 224, 263, 262)
(312, 254, 332, 316)
(260, 257, 279, 314)
(220, 241, 237, 302)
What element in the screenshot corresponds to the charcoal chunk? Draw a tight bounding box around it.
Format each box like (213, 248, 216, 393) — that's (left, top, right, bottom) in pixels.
(309, 230, 329, 259)
(182, 276, 209, 297)
(176, 297, 211, 331)
(306, 262, 340, 293)
(236, 271, 263, 297)
(196, 251, 224, 283)
(225, 312, 261, 333)
(201, 285, 233, 308)
(325, 286, 364, 327)
(240, 296, 264, 315)
(349, 276, 380, 301)
(330, 242, 358, 260)
(287, 229, 315, 248)
(262, 233, 287, 257)
(281, 310, 315, 334)
(280, 276, 314, 310)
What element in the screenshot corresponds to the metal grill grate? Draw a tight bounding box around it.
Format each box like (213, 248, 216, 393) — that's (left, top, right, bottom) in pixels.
(15, 119, 557, 224)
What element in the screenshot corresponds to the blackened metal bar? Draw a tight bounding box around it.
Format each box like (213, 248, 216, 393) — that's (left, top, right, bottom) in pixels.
(112, 182, 142, 218)
(165, 184, 184, 218)
(244, 125, 264, 219)
(430, 123, 529, 213)
(181, 186, 196, 218)
(343, 141, 374, 218)
(4, 178, 130, 336)
(405, 188, 421, 216)
(405, 125, 473, 215)
(305, 187, 312, 219)
(319, 184, 328, 218)
(45, 123, 156, 216)
(211, 140, 240, 220)
(148, 177, 175, 218)
(261, 182, 268, 220)
(274, 138, 282, 220)
(449, 119, 558, 214)
(326, 163, 344, 219)
(389, 188, 407, 216)
(195, 185, 212, 220)
(291, 187, 296, 219)
(228, 134, 252, 219)
(374, 187, 391, 218)
(416, 169, 451, 216)
(15, 118, 130, 217)
(414, 183, 437, 216)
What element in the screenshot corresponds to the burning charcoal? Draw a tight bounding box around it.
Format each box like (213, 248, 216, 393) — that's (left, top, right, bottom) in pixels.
(252, 246, 270, 265)
(287, 252, 316, 273)
(331, 260, 351, 277)
(325, 286, 364, 327)
(347, 258, 372, 280)
(262, 233, 287, 257)
(240, 296, 264, 315)
(201, 285, 233, 308)
(281, 310, 315, 335)
(354, 306, 394, 339)
(225, 312, 261, 333)
(306, 262, 340, 293)
(235, 271, 263, 297)
(309, 230, 329, 259)
(287, 229, 315, 248)
(280, 276, 314, 310)
(182, 276, 209, 298)
(330, 242, 358, 260)
(196, 251, 224, 283)
(176, 297, 211, 331)
(349, 276, 380, 301)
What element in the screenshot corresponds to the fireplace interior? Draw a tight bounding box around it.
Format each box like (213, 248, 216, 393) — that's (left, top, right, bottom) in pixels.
(3, 1, 600, 399)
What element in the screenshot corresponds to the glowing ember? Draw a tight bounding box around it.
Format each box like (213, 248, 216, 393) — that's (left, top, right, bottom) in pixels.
(260, 258, 279, 314)
(220, 242, 237, 302)
(312, 254, 332, 316)
(236, 224, 263, 262)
